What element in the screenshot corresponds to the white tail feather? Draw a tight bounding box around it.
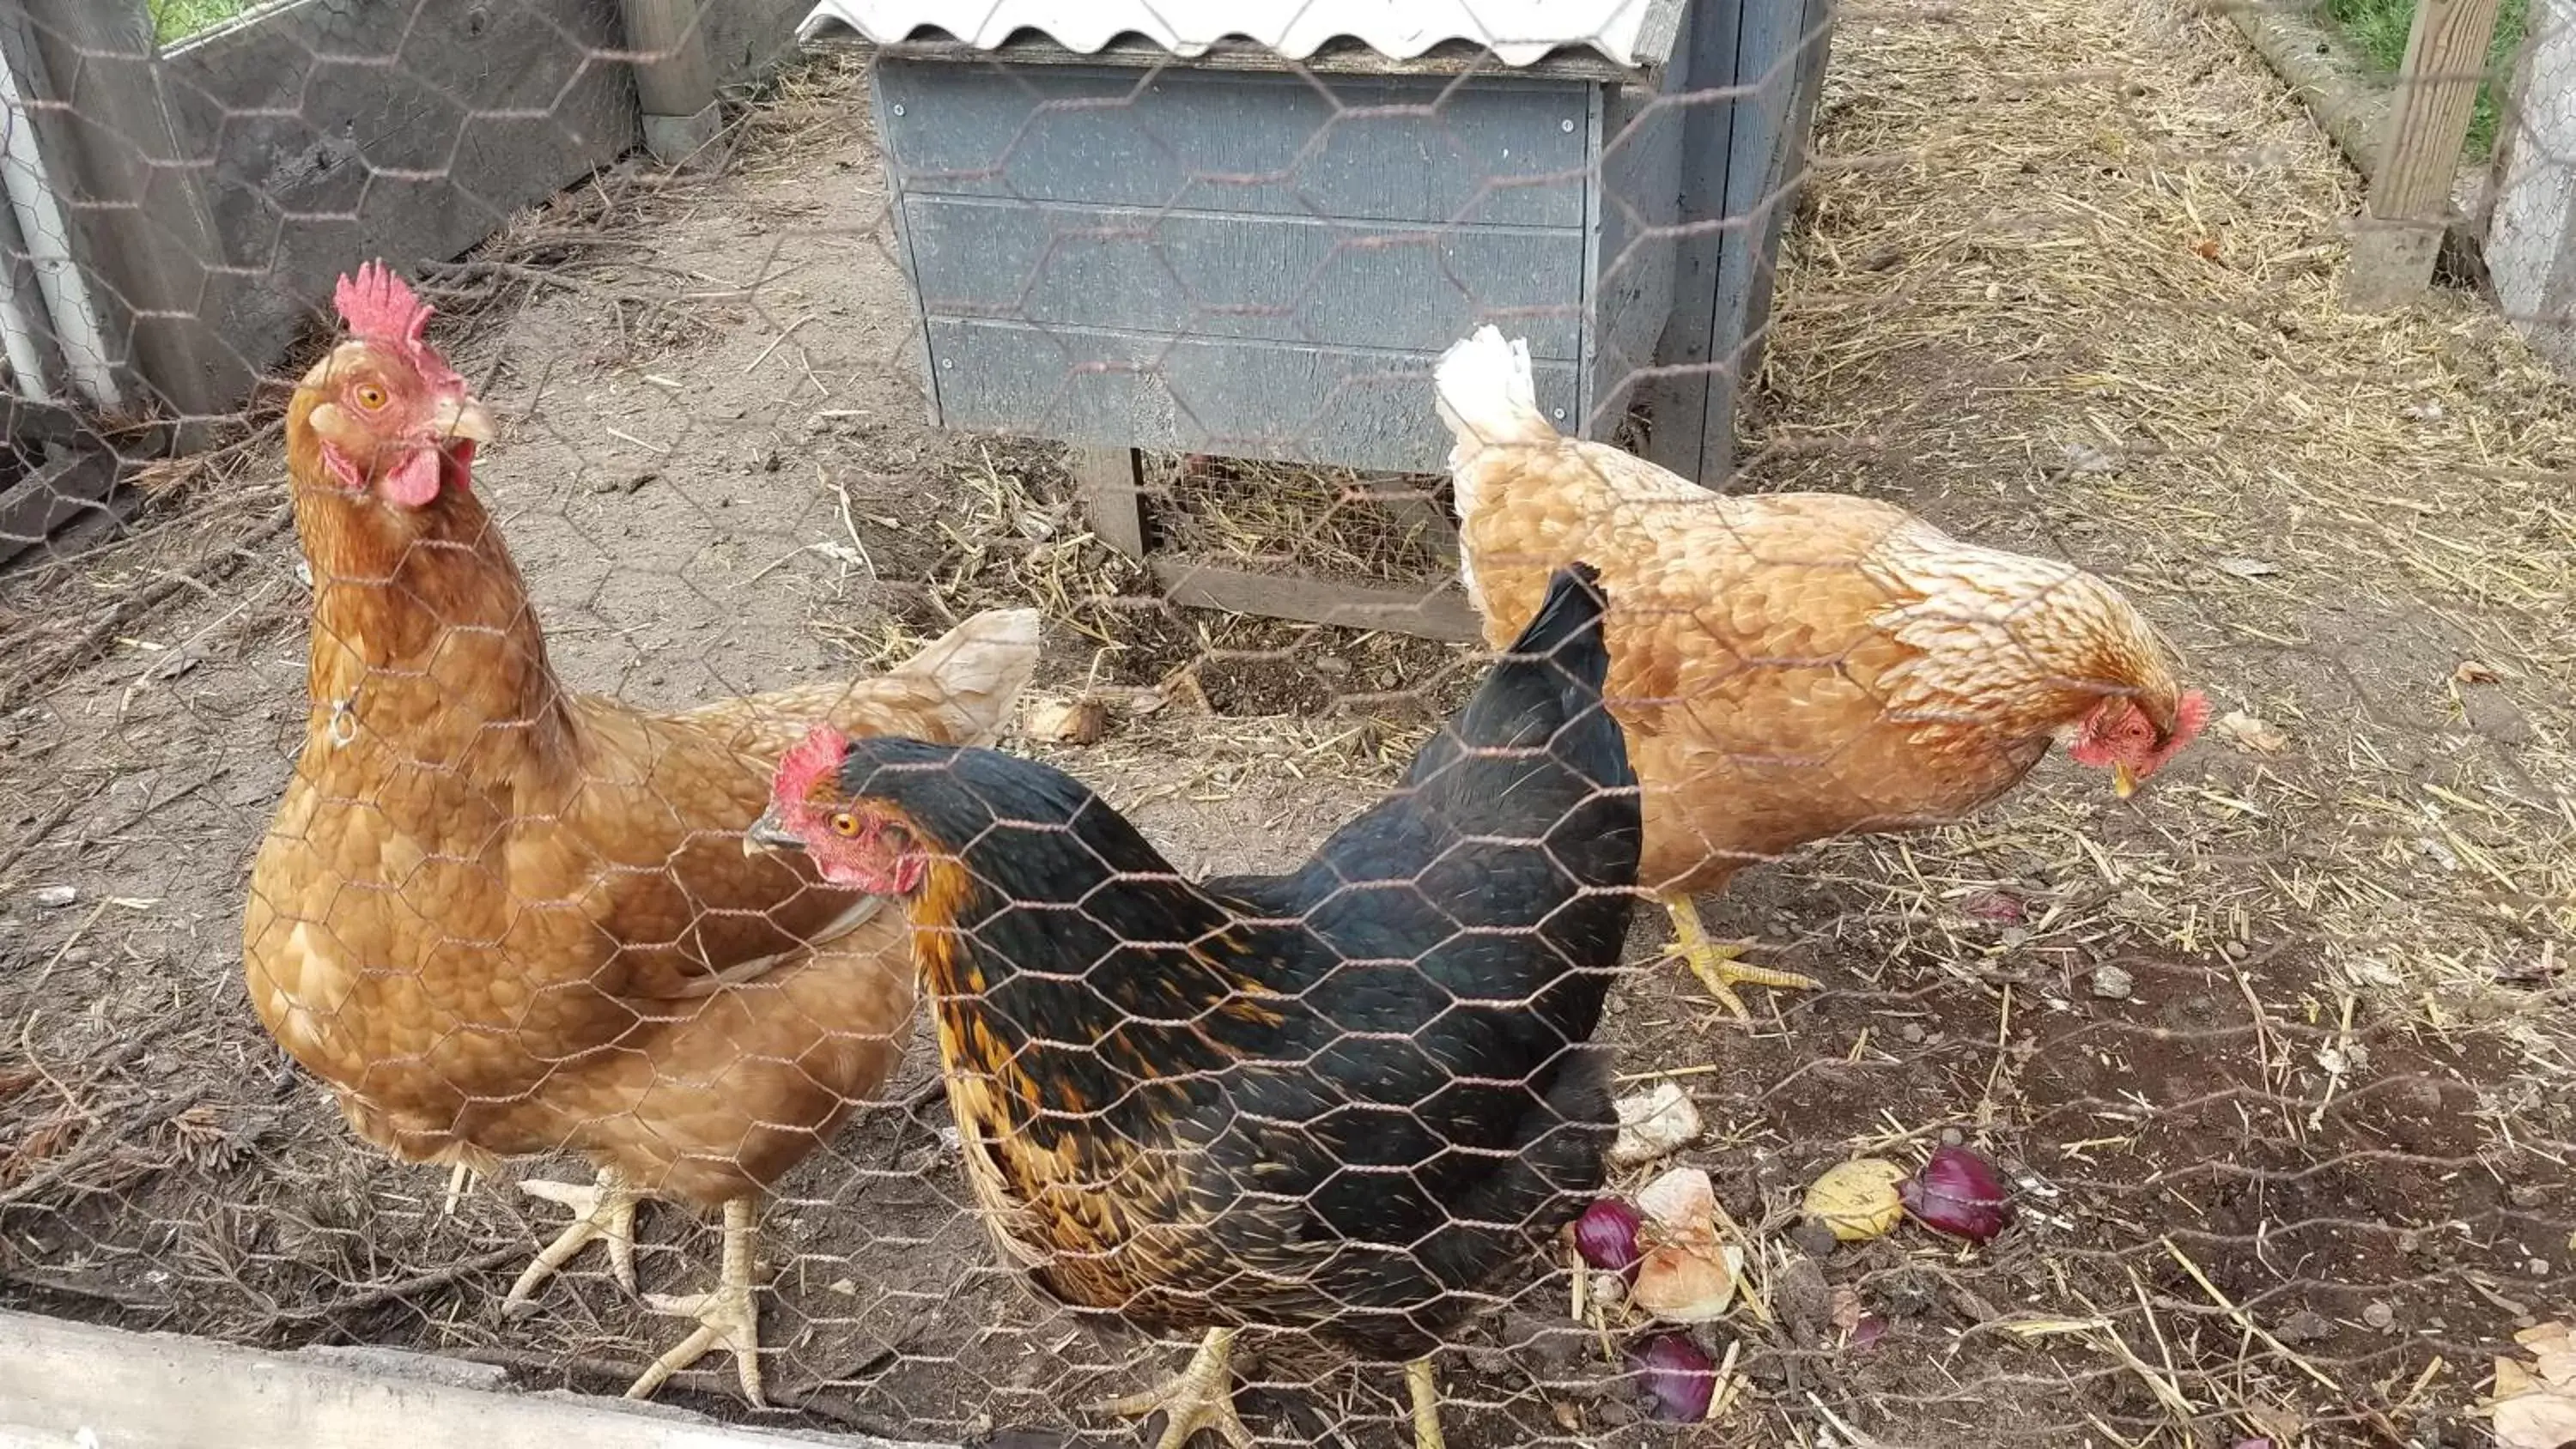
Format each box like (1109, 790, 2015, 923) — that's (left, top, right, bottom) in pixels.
(893, 607, 1044, 745)
(1434, 325, 1553, 462)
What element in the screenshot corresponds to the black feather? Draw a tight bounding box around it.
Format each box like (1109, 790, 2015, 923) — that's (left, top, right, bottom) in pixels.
(833, 563, 1640, 1357)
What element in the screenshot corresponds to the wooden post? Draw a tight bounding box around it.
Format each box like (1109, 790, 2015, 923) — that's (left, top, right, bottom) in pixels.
(1071, 445, 1150, 560)
(0, 0, 246, 433)
(621, 0, 722, 164)
(2346, 0, 2508, 307)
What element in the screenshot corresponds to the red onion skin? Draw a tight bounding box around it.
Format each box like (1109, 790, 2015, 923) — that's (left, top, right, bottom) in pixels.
(1628, 1332, 1717, 1422)
(1902, 1145, 2014, 1242)
(1575, 1198, 1645, 1276)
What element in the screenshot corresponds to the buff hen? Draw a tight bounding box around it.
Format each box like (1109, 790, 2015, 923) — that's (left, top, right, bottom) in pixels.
(1435, 325, 2205, 1017)
(245, 261, 1042, 1403)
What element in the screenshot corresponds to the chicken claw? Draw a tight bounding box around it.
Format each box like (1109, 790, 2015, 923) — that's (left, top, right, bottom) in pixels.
(1661, 896, 1820, 1022)
(504, 1169, 641, 1309)
(1087, 1327, 1254, 1449)
(627, 1196, 766, 1407)
(440, 1161, 481, 1216)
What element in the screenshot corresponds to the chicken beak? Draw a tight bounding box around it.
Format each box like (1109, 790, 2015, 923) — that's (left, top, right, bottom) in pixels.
(431, 394, 497, 445)
(2111, 761, 2139, 800)
(742, 809, 806, 858)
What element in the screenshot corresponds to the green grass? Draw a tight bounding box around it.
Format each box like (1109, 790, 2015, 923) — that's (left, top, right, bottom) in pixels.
(2318, 0, 2530, 158)
(148, 0, 249, 45)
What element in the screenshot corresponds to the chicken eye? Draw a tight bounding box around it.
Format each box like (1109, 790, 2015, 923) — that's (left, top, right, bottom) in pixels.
(354, 384, 389, 410)
(829, 813, 862, 838)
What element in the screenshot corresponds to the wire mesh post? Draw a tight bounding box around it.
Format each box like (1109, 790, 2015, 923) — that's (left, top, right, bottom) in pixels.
(2488, 0, 2576, 362)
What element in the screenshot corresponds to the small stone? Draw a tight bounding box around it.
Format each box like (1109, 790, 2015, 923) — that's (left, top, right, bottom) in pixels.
(1608, 1082, 1704, 1167)
(32, 885, 77, 909)
(2223, 940, 2249, 961)
(2510, 1183, 2549, 1210)
(1787, 1218, 1840, 1259)
(2089, 966, 2135, 1000)
(1940, 1126, 1965, 1147)
(1589, 1271, 1626, 1308)
(1898, 1022, 1928, 1044)
(2274, 1308, 2333, 1344)
(2361, 1301, 2396, 1331)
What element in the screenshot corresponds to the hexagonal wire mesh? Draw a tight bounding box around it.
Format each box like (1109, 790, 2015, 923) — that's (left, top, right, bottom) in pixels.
(0, 1, 2571, 1446)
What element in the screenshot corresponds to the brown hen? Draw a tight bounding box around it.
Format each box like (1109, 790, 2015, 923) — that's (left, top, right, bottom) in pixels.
(243, 262, 1042, 1403)
(1436, 326, 2206, 1017)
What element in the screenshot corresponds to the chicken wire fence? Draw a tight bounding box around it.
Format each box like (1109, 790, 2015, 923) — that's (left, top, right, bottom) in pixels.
(0, 3, 2573, 1448)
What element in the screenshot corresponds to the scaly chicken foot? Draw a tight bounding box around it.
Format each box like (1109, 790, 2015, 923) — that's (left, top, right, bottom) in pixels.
(629, 1196, 766, 1407)
(1661, 895, 1821, 1022)
(1405, 1355, 1448, 1449)
(1087, 1327, 1255, 1449)
(504, 1169, 641, 1309)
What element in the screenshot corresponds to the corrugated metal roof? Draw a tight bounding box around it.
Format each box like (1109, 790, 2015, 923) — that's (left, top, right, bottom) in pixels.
(796, 0, 1682, 69)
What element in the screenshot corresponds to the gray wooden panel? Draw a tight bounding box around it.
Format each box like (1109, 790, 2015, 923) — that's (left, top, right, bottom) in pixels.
(876, 59, 1591, 228)
(160, 0, 639, 391)
(1589, 76, 1685, 436)
(1707, 0, 1831, 464)
(1645, 0, 1829, 485)
(902, 196, 1585, 360)
(702, 0, 809, 88)
(3, 0, 246, 423)
(921, 318, 1579, 472)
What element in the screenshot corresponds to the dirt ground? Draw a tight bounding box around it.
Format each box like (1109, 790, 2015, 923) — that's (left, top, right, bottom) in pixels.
(3, 0, 2573, 1445)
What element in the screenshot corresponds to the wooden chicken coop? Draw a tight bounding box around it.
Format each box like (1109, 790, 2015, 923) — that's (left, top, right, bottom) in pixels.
(799, 0, 1832, 640)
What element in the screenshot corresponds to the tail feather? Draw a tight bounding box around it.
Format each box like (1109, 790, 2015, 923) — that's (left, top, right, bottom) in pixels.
(682, 607, 1043, 754)
(1435, 325, 1555, 463)
(884, 606, 1045, 744)
(1410, 561, 1631, 803)
(1504, 561, 1613, 722)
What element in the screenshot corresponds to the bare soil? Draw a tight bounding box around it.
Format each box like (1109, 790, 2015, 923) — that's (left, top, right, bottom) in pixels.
(3, 14, 2572, 1449)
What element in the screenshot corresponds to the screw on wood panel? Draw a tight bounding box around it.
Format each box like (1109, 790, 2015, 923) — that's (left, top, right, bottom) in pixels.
(1560, 118, 1576, 131)
(891, 104, 906, 116)
(1552, 408, 1565, 420)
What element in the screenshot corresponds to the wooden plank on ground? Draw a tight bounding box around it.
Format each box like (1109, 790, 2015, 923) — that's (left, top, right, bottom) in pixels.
(1152, 557, 1481, 641)
(0, 447, 120, 569)
(0, 1309, 928, 1449)
(2345, 0, 2507, 307)
(1072, 445, 1149, 559)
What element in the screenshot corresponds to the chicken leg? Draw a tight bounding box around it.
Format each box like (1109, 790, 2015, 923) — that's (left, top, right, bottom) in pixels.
(627, 1195, 767, 1405)
(1406, 1355, 1448, 1449)
(1661, 895, 1820, 1022)
(1088, 1327, 1254, 1449)
(504, 1168, 641, 1308)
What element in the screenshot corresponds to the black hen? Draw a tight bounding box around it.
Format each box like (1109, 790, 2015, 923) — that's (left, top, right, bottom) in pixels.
(750, 564, 1641, 1449)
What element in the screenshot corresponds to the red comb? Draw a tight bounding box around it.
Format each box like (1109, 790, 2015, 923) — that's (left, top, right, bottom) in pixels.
(334, 260, 434, 346)
(774, 724, 849, 806)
